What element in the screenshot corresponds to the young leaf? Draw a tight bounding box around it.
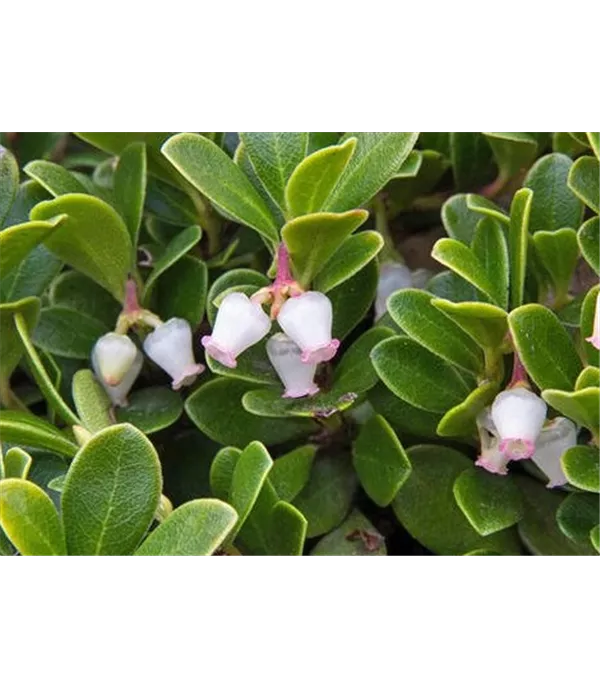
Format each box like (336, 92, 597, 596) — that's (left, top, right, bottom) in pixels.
(161, 133, 279, 244)
(532, 228, 579, 302)
(0, 411, 78, 457)
(0, 145, 19, 225)
(541, 388, 599, 435)
(72, 369, 113, 434)
(0, 217, 65, 275)
(575, 366, 600, 390)
(285, 138, 356, 216)
(436, 381, 499, 438)
(561, 445, 599, 493)
(509, 304, 582, 390)
(282, 209, 368, 287)
(567, 155, 599, 212)
(577, 217, 599, 275)
(441, 194, 480, 244)
(24, 160, 90, 197)
(352, 414, 412, 507)
(466, 194, 509, 226)
(2, 447, 33, 479)
(311, 510, 387, 556)
(61, 423, 162, 555)
(115, 387, 183, 434)
(30, 193, 133, 300)
(0, 479, 67, 556)
(508, 188, 532, 309)
(114, 141, 147, 245)
(135, 499, 238, 556)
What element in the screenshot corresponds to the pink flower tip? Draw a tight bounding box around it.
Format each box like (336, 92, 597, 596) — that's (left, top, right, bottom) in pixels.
(282, 383, 320, 399)
(475, 456, 509, 476)
(585, 334, 600, 351)
(171, 363, 205, 391)
(299, 339, 340, 365)
(499, 437, 535, 460)
(201, 336, 237, 369)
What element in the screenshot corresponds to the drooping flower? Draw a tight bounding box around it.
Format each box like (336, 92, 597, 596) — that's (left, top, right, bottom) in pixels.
(91, 333, 139, 386)
(531, 417, 576, 488)
(475, 411, 510, 475)
(92, 348, 143, 407)
(277, 291, 339, 364)
(585, 291, 600, 350)
(266, 333, 319, 399)
(143, 318, 204, 390)
(201, 292, 271, 369)
(490, 387, 547, 460)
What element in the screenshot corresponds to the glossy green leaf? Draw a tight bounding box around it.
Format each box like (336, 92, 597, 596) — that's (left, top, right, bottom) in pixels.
(269, 445, 317, 502)
(135, 499, 238, 556)
(484, 132, 538, 180)
(285, 138, 356, 217)
(532, 228, 579, 300)
(387, 289, 484, 373)
(2, 447, 33, 479)
(353, 414, 411, 507)
(30, 193, 133, 300)
(453, 468, 524, 536)
(431, 299, 508, 351)
(581, 286, 599, 366)
(185, 378, 314, 447)
(0, 145, 19, 225)
(239, 132, 308, 209)
(116, 386, 184, 434)
(62, 424, 162, 555)
(509, 304, 582, 390)
(114, 141, 147, 246)
(556, 493, 599, 544)
(330, 259, 378, 339)
(392, 445, 521, 555)
(0, 479, 66, 555)
(154, 254, 207, 327)
(449, 132, 494, 191)
(49, 271, 121, 329)
(0, 411, 78, 457)
(311, 510, 386, 556)
(371, 336, 471, 413)
(0, 217, 65, 275)
(567, 155, 599, 212)
(267, 501, 307, 556)
(509, 188, 532, 308)
(293, 454, 358, 538)
(282, 209, 368, 287)
(542, 388, 599, 435)
(561, 445, 599, 493)
(436, 381, 499, 438)
(161, 133, 278, 244)
(24, 160, 89, 196)
(72, 369, 112, 434)
(324, 132, 419, 212)
(577, 217, 599, 275)
(524, 153, 583, 233)
(31, 306, 106, 361)
(0, 297, 40, 381)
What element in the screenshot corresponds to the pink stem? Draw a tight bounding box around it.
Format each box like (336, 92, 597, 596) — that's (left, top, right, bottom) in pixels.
(508, 350, 528, 388)
(274, 243, 294, 285)
(123, 276, 140, 314)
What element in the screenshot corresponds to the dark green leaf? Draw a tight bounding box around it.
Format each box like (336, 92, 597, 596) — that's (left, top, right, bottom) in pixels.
(509, 188, 532, 308)
(311, 510, 386, 556)
(556, 493, 599, 544)
(333, 326, 395, 395)
(578, 217, 599, 275)
(32, 307, 106, 359)
(49, 271, 121, 330)
(561, 445, 599, 493)
(114, 141, 147, 245)
(471, 218, 509, 309)
(532, 228, 579, 301)
(427, 270, 484, 303)
(441, 194, 480, 244)
(368, 384, 443, 439)
(0, 297, 40, 381)
(329, 259, 378, 340)
(269, 445, 317, 502)
(431, 299, 508, 351)
(449, 133, 494, 191)
(567, 155, 599, 212)
(154, 254, 207, 327)
(115, 387, 183, 434)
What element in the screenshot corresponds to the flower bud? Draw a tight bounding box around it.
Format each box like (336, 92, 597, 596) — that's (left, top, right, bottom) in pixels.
(93, 348, 143, 407)
(266, 333, 319, 399)
(91, 333, 138, 386)
(491, 387, 547, 460)
(143, 318, 204, 390)
(201, 292, 271, 369)
(532, 417, 576, 488)
(277, 291, 339, 364)
(585, 291, 600, 351)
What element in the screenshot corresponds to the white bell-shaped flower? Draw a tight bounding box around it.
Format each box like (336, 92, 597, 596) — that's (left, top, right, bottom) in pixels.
(491, 387, 547, 460)
(91, 333, 138, 386)
(143, 318, 204, 390)
(201, 292, 271, 369)
(475, 410, 510, 475)
(532, 417, 576, 488)
(93, 348, 143, 407)
(266, 333, 319, 399)
(277, 291, 339, 364)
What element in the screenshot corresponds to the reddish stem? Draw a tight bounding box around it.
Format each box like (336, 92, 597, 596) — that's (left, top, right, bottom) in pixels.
(508, 350, 528, 388)
(123, 276, 141, 314)
(274, 243, 294, 286)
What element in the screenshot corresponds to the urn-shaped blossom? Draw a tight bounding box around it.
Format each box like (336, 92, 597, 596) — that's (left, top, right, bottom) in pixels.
(143, 318, 204, 390)
(491, 387, 547, 460)
(532, 417, 576, 488)
(277, 291, 339, 364)
(586, 291, 600, 351)
(201, 292, 271, 369)
(266, 333, 319, 399)
(92, 348, 143, 407)
(91, 333, 139, 386)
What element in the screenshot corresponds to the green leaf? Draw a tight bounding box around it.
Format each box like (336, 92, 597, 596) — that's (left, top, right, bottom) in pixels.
(267, 501, 307, 556)
(311, 510, 387, 556)
(239, 132, 308, 209)
(353, 414, 411, 507)
(561, 445, 599, 493)
(450, 132, 494, 191)
(242, 386, 359, 420)
(1, 244, 62, 303)
(0, 297, 40, 381)
(509, 304, 582, 390)
(2, 179, 49, 229)
(556, 493, 599, 545)
(32, 306, 106, 359)
(333, 326, 395, 395)
(441, 194, 481, 244)
(49, 271, 121, 330)
(392, 445, 522, 555)
(483, 132, 538, 180)
(516, 476, 595, 555)
(576, 366, 600, 390)
(154, 255, 207, 327)
(578, 217, 599, 275)
(371, 336, 471, 413)
(524, 153, 584, 233)
(142, 224, 202, 300)
(592, 526, 600, 553)
(269, 445, 317, 502)
(115, 387, 183, 434)
(206, 268, 269, 325)
(431, 299, 508, 350)
(185, 378, 314, 447)
(542, 388, 599, 435)
(145, 177, 198, 227)
(0, 217, 65, 275)
(581, 286, 599, 366)
(466, 194, 510, 226)
(307, 133, 340, 153)
(61, 424, 162, 555)
(135, 499, 238, 556)
(72, 369, 113, 434)
(567, 155, 599, 212)
(427, 271, 484, 303)
(114, 141, 147, 246)
(206, 339, 280, 387)
(587, 132, 600, 158)
(285, 138, 356, 217)
(161, 133, 278, 244)
(0, 479, 66, 555)
(2, 447, 33, 479)
(453, 468, 524, 536)
(532, 228, 579, 301)
(30, 193, 133, 300)
(508, 188, 532, 309)
(0, 145, 19, 225)
(324, 132, 419, 212)
(369, 384, 443, 439)
(471, 218, 509, 309)
(387, 289, 484, 373)
(329, 259, 378, 340)
(0, 411, 78, 457)
(436, 381, 499, 438)
(293, 454, 358, 538)
(282, 209, 369, 287)
(210, 447, 241, 501)
(23, 160, 90, 196)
